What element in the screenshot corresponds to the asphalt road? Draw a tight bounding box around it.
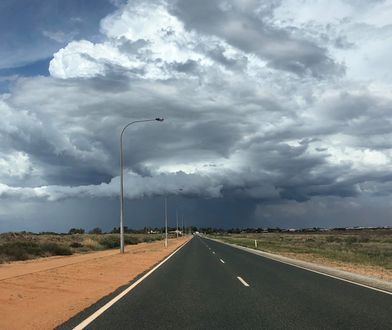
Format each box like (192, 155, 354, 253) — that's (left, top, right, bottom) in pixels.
(63, 236, 392, 329)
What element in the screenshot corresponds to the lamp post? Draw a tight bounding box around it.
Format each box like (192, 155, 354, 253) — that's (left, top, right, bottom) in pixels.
(176, 210, 179, 239)
(164, 195, 168, 248)
(119, 117, 164, 254)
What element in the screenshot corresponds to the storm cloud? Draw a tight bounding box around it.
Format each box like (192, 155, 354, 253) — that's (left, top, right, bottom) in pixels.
(1, 0, 392, 230)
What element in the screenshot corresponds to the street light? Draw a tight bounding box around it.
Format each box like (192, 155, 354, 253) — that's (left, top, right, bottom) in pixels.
(164, 188, 183, 247)
(119, 117, 164, 254)
(176, 210, 179, 239)
(164, 195, 168, 248)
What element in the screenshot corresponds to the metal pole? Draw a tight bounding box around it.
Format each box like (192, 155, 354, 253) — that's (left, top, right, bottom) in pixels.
(165, 196, 168, 248)
(182, 215, 184, 236)
(176, 210, 179, 239)
(120, 132, 125, 253)
(119, 118, 164, 254)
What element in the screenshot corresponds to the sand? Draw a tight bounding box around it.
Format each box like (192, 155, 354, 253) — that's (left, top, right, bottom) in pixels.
(0, 237, 189, 330)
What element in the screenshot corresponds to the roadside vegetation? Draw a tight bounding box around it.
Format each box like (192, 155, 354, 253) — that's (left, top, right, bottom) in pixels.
(0, 229, 164, 263)
(209, 229, 392, 270)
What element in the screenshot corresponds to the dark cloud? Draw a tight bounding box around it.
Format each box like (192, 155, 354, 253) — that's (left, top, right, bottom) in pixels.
(1, 0, 392, 230)
(169, 0, 344, 77)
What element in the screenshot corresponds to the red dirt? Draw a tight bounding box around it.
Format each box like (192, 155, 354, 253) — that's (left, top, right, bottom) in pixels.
(0, 237, 190, 330)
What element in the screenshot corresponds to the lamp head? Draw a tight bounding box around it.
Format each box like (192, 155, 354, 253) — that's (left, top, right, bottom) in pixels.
(155, 117, 164, 122)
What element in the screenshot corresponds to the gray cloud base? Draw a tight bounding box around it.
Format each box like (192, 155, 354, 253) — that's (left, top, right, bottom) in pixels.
(1, 0, 392, 230)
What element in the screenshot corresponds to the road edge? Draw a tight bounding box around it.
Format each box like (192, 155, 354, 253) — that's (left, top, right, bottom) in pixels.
(205, 236, 392, 295)
(56, 237, 193, 330)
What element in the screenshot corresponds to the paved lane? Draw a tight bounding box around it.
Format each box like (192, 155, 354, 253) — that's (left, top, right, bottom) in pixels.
(64, 236, 392, 329)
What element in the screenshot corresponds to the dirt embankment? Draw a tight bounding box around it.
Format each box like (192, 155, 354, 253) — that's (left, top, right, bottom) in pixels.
(0, 237, 189, 330)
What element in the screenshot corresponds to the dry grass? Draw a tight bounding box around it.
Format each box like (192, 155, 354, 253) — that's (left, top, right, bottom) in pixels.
(211, 229, 392, 271)
(0, 232, 164, 263)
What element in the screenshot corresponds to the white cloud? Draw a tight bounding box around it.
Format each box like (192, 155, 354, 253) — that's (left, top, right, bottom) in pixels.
(0, 151, 34, 179)
(42, 30, 78, 43)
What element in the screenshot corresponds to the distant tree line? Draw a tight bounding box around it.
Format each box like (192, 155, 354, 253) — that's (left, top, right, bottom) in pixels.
(6, 225, 388, 237)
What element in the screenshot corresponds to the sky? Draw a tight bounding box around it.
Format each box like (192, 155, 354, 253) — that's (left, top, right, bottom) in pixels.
(1, 0, 392, 232)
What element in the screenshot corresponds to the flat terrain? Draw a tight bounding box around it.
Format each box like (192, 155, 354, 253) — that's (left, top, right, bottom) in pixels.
(64, 236, 392, 330)
(0, 232, 164, 263)
(210, 229, 392, 281)
(0, 237, 188, 330)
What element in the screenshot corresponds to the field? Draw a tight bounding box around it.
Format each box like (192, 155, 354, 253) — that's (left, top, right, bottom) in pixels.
(0, 232, 164, 263)
(210, 229, 392, 280)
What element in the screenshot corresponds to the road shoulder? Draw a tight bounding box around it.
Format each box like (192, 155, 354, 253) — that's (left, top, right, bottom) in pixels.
(206, 236, 392, 294)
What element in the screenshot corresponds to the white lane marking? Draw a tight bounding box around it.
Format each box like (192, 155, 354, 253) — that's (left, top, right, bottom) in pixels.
(237, 276, 250, 287)
(212, 251, 216, 254)
(206, 237, 392, 296)
(220, 259, 225, 264)
(73, 239, 192, 330)
(272, 260, 392, 296)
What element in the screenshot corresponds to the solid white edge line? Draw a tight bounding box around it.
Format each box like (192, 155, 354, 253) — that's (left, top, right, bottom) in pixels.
(266, 258, 392, 296)
(205, 237, 392, 296)
(237, 276, 250, 287)
(73, 238, 192, 330)
(220, 259, 225, 264)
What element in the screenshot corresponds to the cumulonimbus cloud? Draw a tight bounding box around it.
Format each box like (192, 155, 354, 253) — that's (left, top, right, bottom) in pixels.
(1, 0, 392, 229)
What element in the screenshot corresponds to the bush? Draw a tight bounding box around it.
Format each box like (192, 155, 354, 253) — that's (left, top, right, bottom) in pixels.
(89, 227, 103, 234)
(124, 236, 140, 245)
(0, 241, 42, 260)
(68, 228, 85, 235)
(70, 242, 83, 248)
(345, 236, 358, 244)
(358, 235, 370, 243)
(326, 236, 341, 243)
(82, 238, 102, 250)
(142, 236, 159, 243)
(0, 241, 72, 261)
(99, 236, 120, 249)
(41, 243, 72, 255)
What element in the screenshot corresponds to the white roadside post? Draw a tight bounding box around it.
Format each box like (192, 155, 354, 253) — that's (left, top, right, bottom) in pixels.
(255, 240, 258, 248)
(119, 117, 164, 254)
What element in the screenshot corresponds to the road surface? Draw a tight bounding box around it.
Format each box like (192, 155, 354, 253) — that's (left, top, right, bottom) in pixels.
(61, 236, 392, 329)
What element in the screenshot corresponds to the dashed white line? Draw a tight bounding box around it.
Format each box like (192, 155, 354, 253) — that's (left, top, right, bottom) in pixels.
(237, 276, 250, 287)
(220, 259, 225, 264)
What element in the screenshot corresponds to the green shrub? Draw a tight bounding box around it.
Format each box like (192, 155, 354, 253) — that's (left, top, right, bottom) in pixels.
(358, 235, 370, 243)
(0, 241, 72, 261)
(345, 236, 358, 244)
(124, 236, 140, 245)
(142, 236, 161, 243)
(326, 236, 341, 243)
(99, 236, 120, 249)
(68, 228, 85, 235)
(70, 242, 83, 248)
(41, 242, 72, 255)
(89, 227, 103, 234)
(0, 241, 42, 260)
